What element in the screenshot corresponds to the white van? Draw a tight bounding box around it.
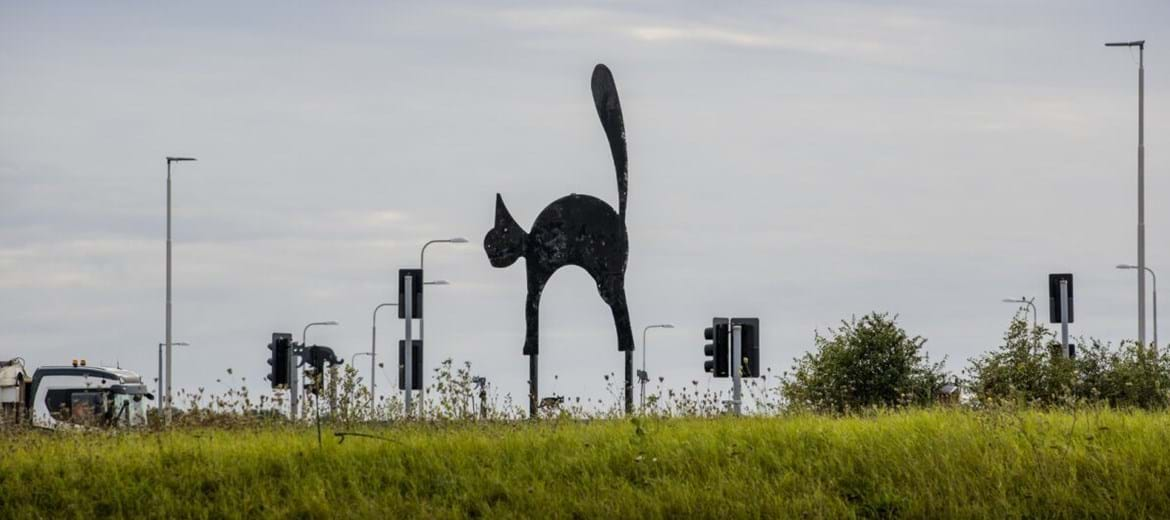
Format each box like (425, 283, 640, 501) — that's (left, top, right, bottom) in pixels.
(25, 364, 153, 429)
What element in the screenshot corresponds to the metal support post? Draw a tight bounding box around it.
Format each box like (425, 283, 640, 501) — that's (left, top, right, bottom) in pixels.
(1153, 283, 1159, 349)
(732, 324, 743, 416)
(370, 303, 395, 416)
(157, 344, 165, 412)
(624, 350, 633, 415)
(477, 380, 488, 420)
(289, 344, 300, 420)
(528, 353, 538, 418)
(639, 375, 646, 411)
(404, 274, 414, 417)
(1060, 280, 1071, 358)
(164, 161, 172, 423)
(370, 322, 377, 412)
(1138, 46, 1146, 347)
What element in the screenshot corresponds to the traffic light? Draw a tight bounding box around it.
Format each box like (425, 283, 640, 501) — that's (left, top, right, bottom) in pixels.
(731, 318, 760, 378)
(302, 345, 342, 396)
(1048, 273, 1074, 323)
(399, 340, 423, 390)
(266, 333, 293, 388)
(398, 269, 424, 319)
(703, 319, 730, 377)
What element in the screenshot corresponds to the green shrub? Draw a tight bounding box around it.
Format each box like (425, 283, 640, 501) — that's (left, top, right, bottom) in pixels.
(966, 315, 1170, 408)
(965, 315, 1073, 406)
(1074, 338, 1170, 408)
(781, 312, 949, 413)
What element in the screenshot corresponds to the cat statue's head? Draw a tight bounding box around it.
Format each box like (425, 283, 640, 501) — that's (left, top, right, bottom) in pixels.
(484, 194, 527, 268)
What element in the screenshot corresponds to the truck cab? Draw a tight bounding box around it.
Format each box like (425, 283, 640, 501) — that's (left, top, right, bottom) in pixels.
(1, 358, 31, 424)
(25, 364, 153, 429)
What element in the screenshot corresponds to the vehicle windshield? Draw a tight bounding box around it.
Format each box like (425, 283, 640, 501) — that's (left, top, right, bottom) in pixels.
(110, 392, 149, 427)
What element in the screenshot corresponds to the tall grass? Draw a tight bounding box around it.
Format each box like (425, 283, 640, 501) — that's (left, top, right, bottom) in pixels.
(3, 408, 1169, 518)
(155, 359, 768, 425)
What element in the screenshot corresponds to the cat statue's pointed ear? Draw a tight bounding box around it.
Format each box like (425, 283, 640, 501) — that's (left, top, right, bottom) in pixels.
(485, 193, 527, 268)
(495, 193, 518, 229)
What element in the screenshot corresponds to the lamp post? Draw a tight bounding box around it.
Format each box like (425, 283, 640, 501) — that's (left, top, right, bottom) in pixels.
(156, 341, 188, 412)
(351, 352, 372, 368)
(419, 237, 467, 393)
(639, 324, 675, 409)
(370, 283, 449, 414)
(164, 156, 195, 423)
(371, 303, 396, 412)
(416, 280, 451, 413)
(1106, 39, 1147, 346)
(1118, 264, 1158, 348)
(295, 321, 338, 420)
(1001, 297, 1038, 329)
(303, 321, 339, 348)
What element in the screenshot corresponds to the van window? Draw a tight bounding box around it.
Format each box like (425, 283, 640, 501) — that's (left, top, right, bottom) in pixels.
(44, 389, 109, 425)
(70, 392, 106, 425)
(44, 389, 73, 421)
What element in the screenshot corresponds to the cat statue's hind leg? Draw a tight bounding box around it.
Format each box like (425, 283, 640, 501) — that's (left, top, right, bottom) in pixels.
(598, 273, 635, 352)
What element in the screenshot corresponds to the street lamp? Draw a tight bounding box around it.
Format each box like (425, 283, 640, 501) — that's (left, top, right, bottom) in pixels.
(303, 320, 339, 346)
(294, 321, 338, 419)
(156, 341, 188, 411)
(369, 286, 446, 414)
(1001, 297, 1038, 329)
(419, 237, 465, 412)
(639, 323, 675, 409)
(351, 351, 372, 368)
(1118, 264, 1158, 348)
(1105, 39, 1147, 346)
(371, 303, 396, 412)
(164, 156, 196, 423)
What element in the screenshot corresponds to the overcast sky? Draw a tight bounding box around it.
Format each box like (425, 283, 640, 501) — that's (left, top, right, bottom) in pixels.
(2, 1, 1167, 409)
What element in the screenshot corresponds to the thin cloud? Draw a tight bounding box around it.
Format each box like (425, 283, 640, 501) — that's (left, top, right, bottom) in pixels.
(490, 3, 950, 66)
(628, 24, 890, 59)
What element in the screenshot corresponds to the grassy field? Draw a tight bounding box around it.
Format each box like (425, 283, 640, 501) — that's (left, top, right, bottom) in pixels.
(2, 409, 1169, 518)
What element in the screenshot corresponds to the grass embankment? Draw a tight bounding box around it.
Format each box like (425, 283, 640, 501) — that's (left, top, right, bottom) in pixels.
(2, 409, 1169, 518)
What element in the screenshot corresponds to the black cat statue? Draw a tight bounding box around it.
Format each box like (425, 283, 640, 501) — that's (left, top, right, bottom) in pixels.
(484, 64, 636, 415)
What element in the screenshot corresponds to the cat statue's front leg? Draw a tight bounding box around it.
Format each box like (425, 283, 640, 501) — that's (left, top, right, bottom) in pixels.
(523, 266, 551, 355)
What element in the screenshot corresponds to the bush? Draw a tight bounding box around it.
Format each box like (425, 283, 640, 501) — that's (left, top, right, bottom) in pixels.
(965, 315, 1170, 408)
(782, 313, 949, 413)
(1077, 339, 1170, 408)
(964, 315, 1074, 406)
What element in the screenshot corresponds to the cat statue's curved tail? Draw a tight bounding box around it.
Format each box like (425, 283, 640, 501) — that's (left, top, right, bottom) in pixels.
(591, 64, 628, 219)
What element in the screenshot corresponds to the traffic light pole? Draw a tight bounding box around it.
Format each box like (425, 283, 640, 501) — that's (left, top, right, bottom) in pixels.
(1060, 280, 1071, 358)
(404, 274, 414, 417)
(731, 324, 742, 416)
(288, 344, 299, 420)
